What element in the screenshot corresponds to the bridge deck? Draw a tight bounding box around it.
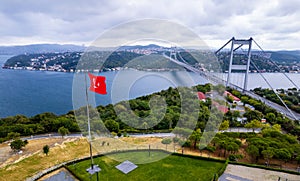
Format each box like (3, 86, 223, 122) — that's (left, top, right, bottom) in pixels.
(165, 52, 299, 121)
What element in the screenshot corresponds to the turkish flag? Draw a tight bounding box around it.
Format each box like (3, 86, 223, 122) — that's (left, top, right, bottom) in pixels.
(88, 73, 107, 94)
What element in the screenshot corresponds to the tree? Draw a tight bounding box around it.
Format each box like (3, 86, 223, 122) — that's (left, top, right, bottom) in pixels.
(43, 145, 50, 156)
(205, 146, 216, 158)
(161, 138, 172, 150)
(244, 110, 263, 121)
(262, 148, 274, 166)
(246, 145, 259, 163)
(275, 148, 292, 167)
(7, 132, 21, 140)
(189, 128, 201, 149)
(226, 142, 239, 155)
(58, 126, 70, 138)
(265, 112, 276, 124)
(104, 120, 119, 133)
(296, 155, 300, 164)
(226, 95, 234, 103)
(244, 119, 263, 132)
(219, 120, 229, 131)
(272, 124, 281, 132)
(10, 139, 28, 152)
(241, 96, 249, 106)
(173, 127, 193, 139)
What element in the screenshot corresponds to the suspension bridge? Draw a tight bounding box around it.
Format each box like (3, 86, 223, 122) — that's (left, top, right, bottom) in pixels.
(165, 37, 300, 121)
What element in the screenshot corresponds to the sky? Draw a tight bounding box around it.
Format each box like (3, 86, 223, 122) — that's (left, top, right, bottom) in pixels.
(0, 0, 300, 50)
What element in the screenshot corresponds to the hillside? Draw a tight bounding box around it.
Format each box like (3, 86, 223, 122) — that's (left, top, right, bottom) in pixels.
(0, 44, 85, 55)
(269, 50, 300, 63)
(125, 54, 184, 70)
(3, 51, 143, 72)
(2, 43, 300, 72)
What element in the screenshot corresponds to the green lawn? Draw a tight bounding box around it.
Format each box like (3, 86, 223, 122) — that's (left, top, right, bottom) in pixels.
(67, 151, 224, 181)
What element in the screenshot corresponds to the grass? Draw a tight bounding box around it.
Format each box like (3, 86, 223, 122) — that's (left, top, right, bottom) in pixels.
(0, 137, 166, 181)
(67, 150, 224, 181)
(0, 137, 222, 181)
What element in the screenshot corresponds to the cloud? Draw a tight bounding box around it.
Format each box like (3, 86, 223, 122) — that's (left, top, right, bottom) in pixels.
(0, 0, 299, 50)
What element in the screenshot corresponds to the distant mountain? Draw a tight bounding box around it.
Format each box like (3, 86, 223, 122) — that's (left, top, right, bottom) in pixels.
(268, 50, 300, 63)
(0, 44, 85, 55)
(117, 44, 165, 51)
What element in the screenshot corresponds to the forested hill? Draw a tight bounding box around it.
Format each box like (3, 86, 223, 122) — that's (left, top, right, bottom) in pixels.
(3, 43, 300, 72)
(0, 44, 85, 55)
(269, 50, 300, 63)
(217, 50, 300, 72)
(3, 51, 144, 72)
(3, 51, 186, 72)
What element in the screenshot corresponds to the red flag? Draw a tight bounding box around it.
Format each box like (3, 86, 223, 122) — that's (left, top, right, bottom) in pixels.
(88, 73, 107, 94)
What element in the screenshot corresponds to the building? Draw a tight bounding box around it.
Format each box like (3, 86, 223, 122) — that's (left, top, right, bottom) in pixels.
(224, 91, 241, 103)
(212, 101, 229, 114)
(197, 92, 206, 101)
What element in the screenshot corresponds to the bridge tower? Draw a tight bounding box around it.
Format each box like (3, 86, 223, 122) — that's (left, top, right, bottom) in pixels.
(216, 37, 253, 91)
(170, 47, 177, 60)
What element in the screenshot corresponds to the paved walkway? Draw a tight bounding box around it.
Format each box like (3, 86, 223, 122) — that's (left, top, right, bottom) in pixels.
(219, 164, 300, 181)
(219, 173, 253, 181)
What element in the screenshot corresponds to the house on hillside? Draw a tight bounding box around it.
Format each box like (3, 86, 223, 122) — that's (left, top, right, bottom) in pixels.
(224, 91, 241, 103)
(237, 117, 247, 124)
(197, 92, 206, 102)
(212, 101, 229, 114)
(245, 104, 255, 110)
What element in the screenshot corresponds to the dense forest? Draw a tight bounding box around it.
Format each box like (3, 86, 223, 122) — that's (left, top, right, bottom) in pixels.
(1, 84, 299, 141)
(0, 84, 213, 143)
(1, 84, 300, 166)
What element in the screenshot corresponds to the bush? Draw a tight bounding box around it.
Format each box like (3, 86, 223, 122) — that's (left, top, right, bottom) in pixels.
(10, 139, 28, 151)
(228, 154, 244, 161)
(0, 137, 8, 144)
(43, 145, 50, 155)
(223, 132, 240, 138)
(123, 132, 128, 137)
(173, 137, 180, 143)
(239, 132, 256, 139)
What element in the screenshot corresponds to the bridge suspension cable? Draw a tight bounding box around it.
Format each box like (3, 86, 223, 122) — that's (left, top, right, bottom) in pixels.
(166, 40, 299, 121)
(239, 47, 298, 120)
(252, 39, 299, 90)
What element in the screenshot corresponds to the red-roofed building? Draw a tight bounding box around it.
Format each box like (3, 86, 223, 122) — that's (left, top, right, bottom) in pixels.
(224, 91, 241, 102)
(197, 92, 206, 101)
(212, 101, 229, 113)
(218, 105, 229, 113)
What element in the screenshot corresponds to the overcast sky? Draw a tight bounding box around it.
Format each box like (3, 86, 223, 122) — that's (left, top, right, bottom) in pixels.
(0, 0, 300, 50)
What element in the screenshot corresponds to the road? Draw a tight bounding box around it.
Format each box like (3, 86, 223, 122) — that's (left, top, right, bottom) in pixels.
(21, 133, 83, 141)
(21, 132, 175, 141)
(164, 52, 299, 121)
(228, 83, 300, 121)
(243, 89, 300, 121)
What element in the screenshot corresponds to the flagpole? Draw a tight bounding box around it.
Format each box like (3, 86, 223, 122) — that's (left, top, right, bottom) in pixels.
(85, 73, 94, 169)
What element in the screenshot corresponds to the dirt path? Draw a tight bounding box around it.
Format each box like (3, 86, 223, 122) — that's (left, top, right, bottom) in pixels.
(220, 164, 300, 181)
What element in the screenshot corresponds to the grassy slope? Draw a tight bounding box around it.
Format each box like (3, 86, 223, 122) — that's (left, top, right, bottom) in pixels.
(0, 138, 90, 181)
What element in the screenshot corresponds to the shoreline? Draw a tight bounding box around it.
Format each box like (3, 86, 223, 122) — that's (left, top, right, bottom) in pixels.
(3, 65, 300, 74)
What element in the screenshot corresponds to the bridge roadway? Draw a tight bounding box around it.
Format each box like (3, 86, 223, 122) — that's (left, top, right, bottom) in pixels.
(164, 53, 300, 121)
